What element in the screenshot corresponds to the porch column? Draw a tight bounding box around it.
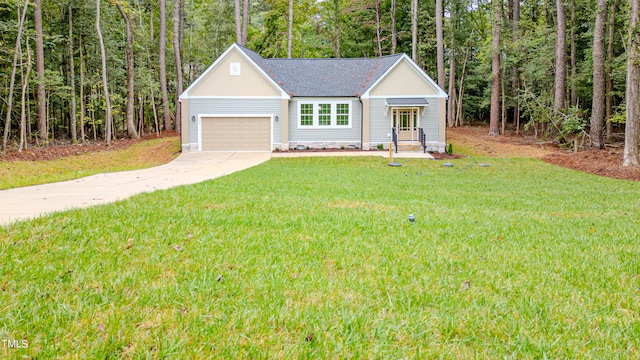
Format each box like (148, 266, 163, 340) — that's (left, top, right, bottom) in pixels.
(362, 98, 370, 150)
(281, 99, 289, 150)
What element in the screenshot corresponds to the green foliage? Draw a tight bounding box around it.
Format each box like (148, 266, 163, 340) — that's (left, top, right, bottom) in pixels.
(561, 106, 588, 136)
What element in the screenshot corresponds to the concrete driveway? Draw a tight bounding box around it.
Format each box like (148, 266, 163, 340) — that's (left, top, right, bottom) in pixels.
(0, 152, 271, 226)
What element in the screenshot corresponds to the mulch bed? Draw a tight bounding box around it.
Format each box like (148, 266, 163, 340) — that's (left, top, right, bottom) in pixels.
(2, 131, 179, 162)
(542, 147, 640, 181)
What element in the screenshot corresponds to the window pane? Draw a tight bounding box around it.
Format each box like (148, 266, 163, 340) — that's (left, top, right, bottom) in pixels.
(318, 104, 331, 126)
(336, 103, 349, 126)
(300, 104, 313, 126)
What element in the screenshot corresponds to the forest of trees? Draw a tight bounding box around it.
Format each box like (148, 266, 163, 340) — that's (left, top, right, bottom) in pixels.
(0, 0, 638, 165)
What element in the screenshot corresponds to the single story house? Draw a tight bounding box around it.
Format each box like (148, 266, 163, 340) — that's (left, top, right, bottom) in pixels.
(179, 43, 447, 153)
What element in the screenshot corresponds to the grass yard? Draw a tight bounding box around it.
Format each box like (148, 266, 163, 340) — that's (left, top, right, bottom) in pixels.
(1, 156, 639, 358)
(0, 136, 180, 190)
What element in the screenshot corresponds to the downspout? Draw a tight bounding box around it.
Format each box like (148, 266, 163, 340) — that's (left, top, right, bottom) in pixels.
(359, 98, 363, 150)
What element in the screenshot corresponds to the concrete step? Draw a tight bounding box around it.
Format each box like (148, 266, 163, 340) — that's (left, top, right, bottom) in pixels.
(396, 141, 424, 152)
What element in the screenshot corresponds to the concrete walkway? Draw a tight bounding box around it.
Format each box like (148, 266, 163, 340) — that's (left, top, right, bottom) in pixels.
(0, 150, 433, 226)
(0, 152, 271, 226)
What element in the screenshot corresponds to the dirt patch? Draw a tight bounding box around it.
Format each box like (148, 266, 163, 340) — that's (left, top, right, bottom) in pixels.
(2, 131, 179, 162)
(448, 126, 640, 181)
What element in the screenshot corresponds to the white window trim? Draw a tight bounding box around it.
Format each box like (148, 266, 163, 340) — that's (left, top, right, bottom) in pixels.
(297, 101, 352, 129)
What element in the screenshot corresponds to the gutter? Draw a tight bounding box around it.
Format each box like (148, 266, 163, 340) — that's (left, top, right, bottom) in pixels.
(359, 98, 364, 150)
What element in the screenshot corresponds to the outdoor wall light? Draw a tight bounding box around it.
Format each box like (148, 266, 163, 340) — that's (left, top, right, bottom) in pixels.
(191, 116, 196, 122)
(275, 116, 279, 122)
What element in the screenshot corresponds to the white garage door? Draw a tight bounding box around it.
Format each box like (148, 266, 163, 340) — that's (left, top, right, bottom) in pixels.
(200, 116, 271, 151)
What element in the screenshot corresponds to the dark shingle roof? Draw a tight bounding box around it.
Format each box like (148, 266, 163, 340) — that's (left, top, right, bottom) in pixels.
(386, 98, 429, 106)
(238, 45, 403, 97)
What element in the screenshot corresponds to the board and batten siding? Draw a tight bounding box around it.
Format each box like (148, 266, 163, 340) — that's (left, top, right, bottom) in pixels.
(288, 98, 361, 143)
(368, 97, 441, 144)
(187, 98, 282, 144)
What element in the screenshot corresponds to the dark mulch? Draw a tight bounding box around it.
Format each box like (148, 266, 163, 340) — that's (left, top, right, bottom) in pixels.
(542, 147, 640, 181)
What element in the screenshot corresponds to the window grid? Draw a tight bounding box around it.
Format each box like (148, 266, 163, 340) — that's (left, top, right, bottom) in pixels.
(319, 104, 331, 126)
(336, 103, 349, 126)
(300, 104, 313, 126)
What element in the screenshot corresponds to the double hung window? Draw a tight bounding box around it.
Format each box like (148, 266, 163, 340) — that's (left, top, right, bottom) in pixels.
(298, 102, 351, 128)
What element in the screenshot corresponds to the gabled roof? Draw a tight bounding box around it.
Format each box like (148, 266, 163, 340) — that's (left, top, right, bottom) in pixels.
(238, 45, 403, 97)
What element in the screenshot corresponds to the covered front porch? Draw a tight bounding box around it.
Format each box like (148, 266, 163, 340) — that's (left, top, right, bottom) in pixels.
(386, 98, 429, 153)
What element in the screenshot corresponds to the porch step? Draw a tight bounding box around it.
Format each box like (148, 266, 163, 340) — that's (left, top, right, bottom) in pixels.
(396, 141, 424, 152)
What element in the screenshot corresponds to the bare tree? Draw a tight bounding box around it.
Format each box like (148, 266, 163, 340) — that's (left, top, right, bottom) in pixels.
(411, 0, 418, 62)
(242, 0, 249, 45)
(288, 0, 292, 58)
(488, 0, 501, 136)
(624, 0, 640, 167)
(605, 0, 616, 140)
(554, 0, 567, 115)
(173, 0, 183, 132)
(96, 0, 113, 145)
(512, 0, 520, 130)
(375, 0, 382, 56)
(2, 0, 29, 155)
(436, 0, 445, 89)
(34, 0, 47, 143)
(234, 0, 241, 44)
(390, 0, 396, 54)
(590, 0, 606, 148)
(19, 39, 32, 151)
(115, 0, 139, 139)
(68, 1, 77, 143)
(159, 0, 171, 130)
(334, 0, 341, 57)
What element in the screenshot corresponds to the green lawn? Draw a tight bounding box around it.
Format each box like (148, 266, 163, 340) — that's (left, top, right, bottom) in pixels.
(1, 156, 639, 358)
(0, 137, 180, 190)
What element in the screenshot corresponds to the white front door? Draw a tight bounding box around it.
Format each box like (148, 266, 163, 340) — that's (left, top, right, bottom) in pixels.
(393, 108, 418, 141)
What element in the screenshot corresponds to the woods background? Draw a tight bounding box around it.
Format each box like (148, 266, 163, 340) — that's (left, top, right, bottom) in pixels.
(0, 0, 638, 165)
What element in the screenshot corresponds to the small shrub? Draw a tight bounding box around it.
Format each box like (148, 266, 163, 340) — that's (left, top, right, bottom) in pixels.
(306, 146, 310, 150)
(447, 144, 453, 155)
(377, 144, 384, 151)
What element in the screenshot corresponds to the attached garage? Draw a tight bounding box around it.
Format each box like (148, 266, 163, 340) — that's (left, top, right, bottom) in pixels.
(199, 116, 272, 151)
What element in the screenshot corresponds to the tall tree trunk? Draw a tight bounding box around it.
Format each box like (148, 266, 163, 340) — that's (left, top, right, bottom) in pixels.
(234, 0, 241, 44)
(375, 0, 382, 56)
(79, 33, 86, 142)
(436, 0, 445, 89)
(334, 0, 340, 57)
(489, 0, 501, 136)
(554, 0, 567, 116)
(242, 0, 249, 45)
(590, 0, 606, 148)
(96, 0, 112, 145)
(116, 0, 138, 139)
(411, 0, 418, 62)
(570, 0, 577, 107)
(34, 0, 47, 144)
(605, 0, 615, 140)
(390, 0, 396, 54)
(159, 0, 171, 131)
(2, 0, 29, 155)
(447, 47, 456, 127)
(512, 0, 520, 128)
(68, 1, 77, 143)
(287, 0, 292, 58)
(624, 0, 640, 166)
(19, 40, 32, 152)
(173, 0, 183, 133)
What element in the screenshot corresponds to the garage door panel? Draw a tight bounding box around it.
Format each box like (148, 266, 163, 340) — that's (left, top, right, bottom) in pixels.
(201, 117, 271, 151)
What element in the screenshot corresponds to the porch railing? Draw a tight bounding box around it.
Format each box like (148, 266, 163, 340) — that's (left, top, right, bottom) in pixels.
(391, 128, 398, 153)
(418, 127, 426, 153)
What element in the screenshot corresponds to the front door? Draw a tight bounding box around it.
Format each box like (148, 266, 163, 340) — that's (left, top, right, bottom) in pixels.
(393, 108, 418, 141)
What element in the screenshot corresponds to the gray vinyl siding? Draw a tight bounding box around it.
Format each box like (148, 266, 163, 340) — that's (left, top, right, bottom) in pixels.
(368, 96, 441, 143)
(421, 98, 440, 142)
(187, 98, 282, 144)
(288, 98, 362, 142)
(369, 98, 390, 143)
